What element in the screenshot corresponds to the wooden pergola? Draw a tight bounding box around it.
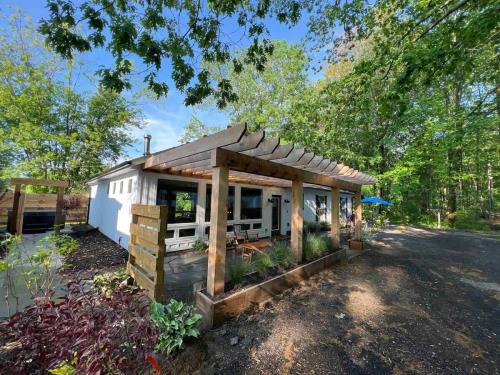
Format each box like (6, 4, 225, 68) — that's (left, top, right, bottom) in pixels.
(143, 124, 375, 297)
(8, 178, 68, 235)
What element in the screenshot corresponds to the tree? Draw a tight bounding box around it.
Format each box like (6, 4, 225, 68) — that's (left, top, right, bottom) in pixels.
(179, 116, 222, 144)
(0, 14, 141, 192)
(39, 0, 304, 107)
(205, 40, 308, 137)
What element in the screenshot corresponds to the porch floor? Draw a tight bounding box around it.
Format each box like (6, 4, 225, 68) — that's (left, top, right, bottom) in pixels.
(163, 232, 352, 302)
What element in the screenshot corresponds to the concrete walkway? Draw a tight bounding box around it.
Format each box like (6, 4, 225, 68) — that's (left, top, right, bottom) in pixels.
(0, 230, 69, 318)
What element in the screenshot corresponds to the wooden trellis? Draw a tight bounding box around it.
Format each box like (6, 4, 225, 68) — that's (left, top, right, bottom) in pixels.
(8, 178, 68, 235)
(127, 204, 167, 302)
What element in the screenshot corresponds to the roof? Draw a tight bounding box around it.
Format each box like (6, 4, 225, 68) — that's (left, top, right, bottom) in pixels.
(143, 124, 375, 191)
(87, 124, 375, 191)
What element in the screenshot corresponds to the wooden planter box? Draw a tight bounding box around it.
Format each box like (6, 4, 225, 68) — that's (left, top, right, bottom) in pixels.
(195, 249, 346, 330)
(348, 239, 364, 250)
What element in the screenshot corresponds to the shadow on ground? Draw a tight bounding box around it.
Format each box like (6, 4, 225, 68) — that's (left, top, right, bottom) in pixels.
(174, 226, 499, 375)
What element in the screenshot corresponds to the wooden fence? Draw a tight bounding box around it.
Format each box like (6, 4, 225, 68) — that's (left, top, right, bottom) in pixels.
(127, 204, 167, 302)
(0, 191, 89, 227)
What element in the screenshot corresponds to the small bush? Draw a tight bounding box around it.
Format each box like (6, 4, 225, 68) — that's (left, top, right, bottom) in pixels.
(150, 299, 202, 355)
(319, 221, 330, 231)
(1, 279, 157, 374)
(192, 239, 209, 252)
(252, 252, 274, 276)
(268, 241, 292, 269)
(229, 260, 251, 285)
(38, 234, 79, 256)
(93, 268, 129, 298)
(453, 210, 490, 231)
(303, 234, 328, 261)
(304, 222, 321, 234)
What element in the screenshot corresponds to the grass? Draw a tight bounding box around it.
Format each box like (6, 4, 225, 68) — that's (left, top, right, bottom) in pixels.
(228, 260, 251, 285)
(268, 241, 292, 269)
(252, 252, 274, 276)
(303, 234, 335, 261)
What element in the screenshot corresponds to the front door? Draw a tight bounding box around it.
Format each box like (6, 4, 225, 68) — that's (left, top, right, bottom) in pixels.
(271, 195, 281, 235)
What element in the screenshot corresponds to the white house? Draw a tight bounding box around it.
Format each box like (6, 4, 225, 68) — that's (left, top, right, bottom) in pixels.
(87, 137, 356, 252)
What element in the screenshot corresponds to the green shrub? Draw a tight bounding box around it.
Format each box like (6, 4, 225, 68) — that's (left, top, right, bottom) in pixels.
(192, 239, 208, 252)
(93, 268, 129, 297)
(228, 260, 251, 285)
(453, 210, 490, 231)
(304, 222, 321, 234)
(268, 241, 292, 269)
(150, 299, 202, 355)
(323, 236, 336, 252)
(252, 252, 274, 276)
(39, 234, 79, 256)
(319, 221, 330, 231)
(303, 234, 328, 261)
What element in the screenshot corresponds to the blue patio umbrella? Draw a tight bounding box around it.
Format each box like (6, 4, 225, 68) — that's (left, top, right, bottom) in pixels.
(361, 196, 393, 206)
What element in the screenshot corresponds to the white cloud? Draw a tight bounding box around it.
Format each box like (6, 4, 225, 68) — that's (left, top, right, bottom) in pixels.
(126, 116, 184, 159)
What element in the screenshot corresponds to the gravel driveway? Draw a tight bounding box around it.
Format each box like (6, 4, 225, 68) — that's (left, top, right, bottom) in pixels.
(179, 226, 500, 375)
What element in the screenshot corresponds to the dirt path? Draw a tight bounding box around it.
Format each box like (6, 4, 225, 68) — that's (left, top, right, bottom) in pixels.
(186, 226, 500, 374)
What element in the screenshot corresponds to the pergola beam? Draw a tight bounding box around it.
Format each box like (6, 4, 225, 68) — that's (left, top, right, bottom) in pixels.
(212, 148, 361, 191)
(10, 178, 68, 188)
(145, 123, 246, 168)
(143, 126, 376, 186)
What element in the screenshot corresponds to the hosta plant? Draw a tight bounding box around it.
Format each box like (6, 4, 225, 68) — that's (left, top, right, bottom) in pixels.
(150, 299, 202, 355)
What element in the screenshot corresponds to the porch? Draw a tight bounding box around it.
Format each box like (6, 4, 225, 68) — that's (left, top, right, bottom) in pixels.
(163, 230, 355, 302)
(128, 123, 375, 322)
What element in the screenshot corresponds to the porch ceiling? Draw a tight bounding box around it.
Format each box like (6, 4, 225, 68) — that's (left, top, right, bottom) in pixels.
(143, 124, 376, 192)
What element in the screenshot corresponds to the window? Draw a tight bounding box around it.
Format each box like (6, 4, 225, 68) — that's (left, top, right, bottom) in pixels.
(253, 223, 262, 229)
(240, 188, 262, 219)
(179, 228, 196, 237)
(107, 182, 110, 196)
(238, 223, 251, 231)
(340, 197, 348, 218)
(205, 185, 235, 222)
(166, 230, 175, 239)
(112, 182, 116, 194)
(128, 179, 133, 193)
(156, 179, 198, 224)
(316, 195, 327, 222)
(119, 181, 124, 194)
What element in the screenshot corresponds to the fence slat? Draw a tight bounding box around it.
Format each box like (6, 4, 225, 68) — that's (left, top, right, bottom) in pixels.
(0, 192, 88, 226)
(130, 223, 162, 244)
(131, 204, 162, 219)
(128, 244, 158, 275)
(136, 216, 161, 230)
(127, 204, 167, 302)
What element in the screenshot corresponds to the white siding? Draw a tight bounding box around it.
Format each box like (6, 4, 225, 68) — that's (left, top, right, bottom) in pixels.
(89, 169, 356, 252)
(88, 171, 139, 250)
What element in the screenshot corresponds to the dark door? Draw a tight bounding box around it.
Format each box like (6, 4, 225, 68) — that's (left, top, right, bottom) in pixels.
(271, 195, 281, 235)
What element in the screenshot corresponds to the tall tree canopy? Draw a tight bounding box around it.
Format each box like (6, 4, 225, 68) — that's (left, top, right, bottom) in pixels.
(0, 15, 141, 192)
(38, 0, 498, 225)
(205, 40, 308, 137)
(285, 0, 499, 224)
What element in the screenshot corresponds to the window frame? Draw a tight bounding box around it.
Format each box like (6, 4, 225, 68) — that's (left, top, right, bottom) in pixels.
(240, 187, 263, 220)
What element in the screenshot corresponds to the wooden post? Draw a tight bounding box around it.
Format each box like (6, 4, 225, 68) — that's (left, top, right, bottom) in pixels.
(331, 187, 340, 249)
(291, 180, 303, 263)
(155, 206, 167, 301)
(354, 192, 362, 241)
(10, 184, 22, 235)
(207, 166, 229, 297)
(54, 186, 65, 235)
(15, 192, 26, 235)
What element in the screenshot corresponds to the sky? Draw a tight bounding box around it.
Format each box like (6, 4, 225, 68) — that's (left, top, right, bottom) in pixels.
(0, 1, 325, 160)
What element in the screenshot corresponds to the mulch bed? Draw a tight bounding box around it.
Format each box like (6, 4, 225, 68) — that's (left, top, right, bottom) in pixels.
(62, 226, 127, 275)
